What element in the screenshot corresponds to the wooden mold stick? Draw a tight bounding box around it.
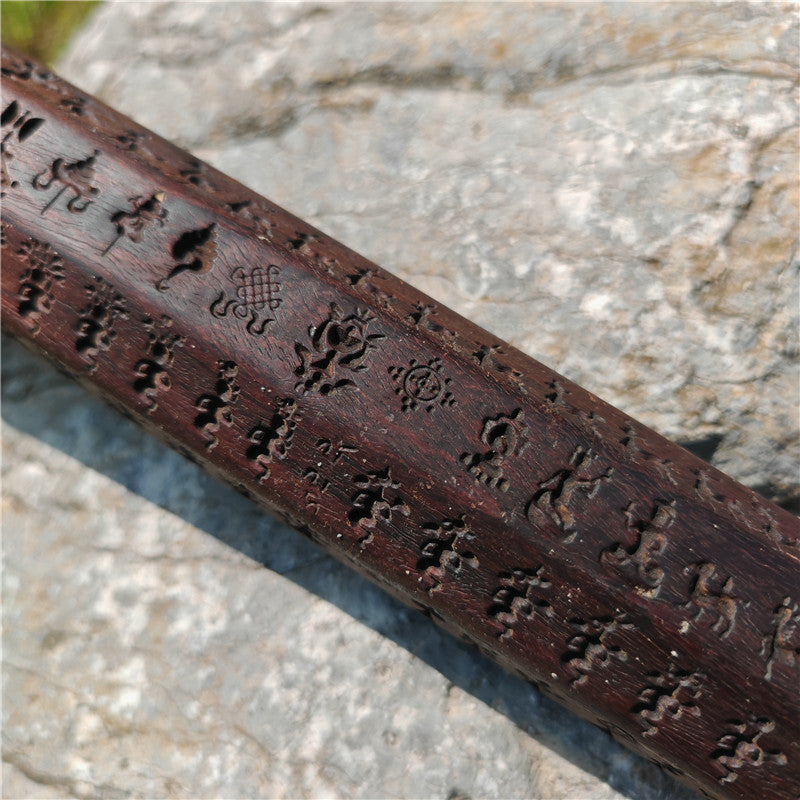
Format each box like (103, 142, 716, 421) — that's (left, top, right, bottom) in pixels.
(1, 47, 798, 800)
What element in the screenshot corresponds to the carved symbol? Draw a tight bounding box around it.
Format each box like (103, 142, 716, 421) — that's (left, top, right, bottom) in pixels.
(562, 612, 635, 685)
(526, 445, 614, 543)
(632, 665, 705, 736)
(246, 399, 299, 483)
(544, 379, 572, 410)
(224, 199, 273, 239)
(754, 503, 799, 549)
(115, 131, 144, 151)
(295, 303, 385, 396)
(472, 342, 522, 380)
(760, 596, 800, 681)
(461, 409, 527, 492)
(157, 224, 217, 291)
(132, 316, 185, 413)
(60, 95, 86, 116)
(348, 468, 409, 545)
(16, 238, 64, 335)
(75, 277, 127, 371)
(600, 499, 676, 598)
(489, 566, 554, 639)
(347, 267, 374, 286)
(407, 302, 455, 339)
(33, 150, 100, 215)
(287, 231, 317, 253)
(104, 192, 168, 255)
(316, 438, 358, 463)
(302, 438, 358, 514)
(179, 159, 213, 190)
(711, 717, 786, 784)
(388, 357, 455, 413)
(417, 515, 477, 593)
(193, 361, 240, 451)
(1, 99, 44, 191)
(619, 423, 641, 451)
(681, 562, 743, 640)
(210, 264, 280, 336)
(1, 55, 53, 81)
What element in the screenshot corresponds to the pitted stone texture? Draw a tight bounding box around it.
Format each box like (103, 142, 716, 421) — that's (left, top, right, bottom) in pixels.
(3, 2, 797, 799)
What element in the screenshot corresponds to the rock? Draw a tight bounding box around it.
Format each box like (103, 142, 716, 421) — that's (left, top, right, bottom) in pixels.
(3, 2, 797, 798)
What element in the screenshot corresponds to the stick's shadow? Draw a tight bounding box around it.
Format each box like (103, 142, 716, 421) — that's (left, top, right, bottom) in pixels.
(2, 333, 702, 800)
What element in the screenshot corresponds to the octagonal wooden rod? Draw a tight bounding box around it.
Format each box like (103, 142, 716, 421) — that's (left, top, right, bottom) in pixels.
(1, 46, 798, 800)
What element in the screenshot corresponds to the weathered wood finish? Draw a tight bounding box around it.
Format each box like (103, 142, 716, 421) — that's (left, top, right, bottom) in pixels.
(2, 48, 798, 800)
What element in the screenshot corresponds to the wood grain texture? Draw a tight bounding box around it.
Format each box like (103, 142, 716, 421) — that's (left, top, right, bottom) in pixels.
(1, 46, 798, 800)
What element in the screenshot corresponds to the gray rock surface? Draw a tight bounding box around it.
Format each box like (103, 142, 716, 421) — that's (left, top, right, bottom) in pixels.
(3, 2, 797, 798)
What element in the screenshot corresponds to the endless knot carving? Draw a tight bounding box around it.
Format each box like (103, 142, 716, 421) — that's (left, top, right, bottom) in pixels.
(295, 303, 385, 396)
(562, 612, 635, 685)
(157, 224, 217, 292)
(210, 263, 279, 336)
(194, 361, 240, 451)
(711, 717, 786, 784)
(682, 562, 743, 640)
(632, 665, 705, 736)
(760, 596, 800, 682)
(132, 316, 185, 413)
(389, 357, 454, 413)
(246, 399, 299, 483)
(105, 192, 168, 255)
(1, 99, 44, 192)
(75, 277, 127, 370)
(33, 150, 99, 215)
(348, 468, 409, 545)
(461, 408, 527, 492)
(16, 238, 64, 335)
(489, 566, 554, 639)
(526, 445, 614, 543)
(600, 498, 676, 598)
(417, 515, 477, 593)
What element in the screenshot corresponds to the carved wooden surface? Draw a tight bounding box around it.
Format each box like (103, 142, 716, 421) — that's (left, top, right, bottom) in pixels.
(1, 47, 798, 800)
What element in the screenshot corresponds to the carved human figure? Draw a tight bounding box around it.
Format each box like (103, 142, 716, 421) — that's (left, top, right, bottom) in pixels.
(562, 613, 635, 685)
(760, 596, 800, 681)
(526, 445, 614, 543)
(16, 238, 64, 335)
(461, 408, 527, 492)
(246, 399, 299, 483)
(489, 566, 554, 639)
(633, 665, 705, 736)
(194, 361, 240, 451)
(348, 467, 409, 544)
(417, 515, 477, 593)
(75, 277, 127, 370)
(600, 498, 676, 598)
(132, 316, 185, 412)
(711, 717, 787, 784)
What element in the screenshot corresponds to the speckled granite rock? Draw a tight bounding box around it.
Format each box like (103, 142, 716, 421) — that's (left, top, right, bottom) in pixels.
(3, 2, 797, 799)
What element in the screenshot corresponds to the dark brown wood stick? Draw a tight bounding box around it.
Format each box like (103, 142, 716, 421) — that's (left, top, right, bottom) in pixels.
(1, 47, 798, 800)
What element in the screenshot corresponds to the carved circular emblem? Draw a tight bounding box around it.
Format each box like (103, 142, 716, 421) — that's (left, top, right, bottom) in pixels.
(403, 364, 444, 402)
